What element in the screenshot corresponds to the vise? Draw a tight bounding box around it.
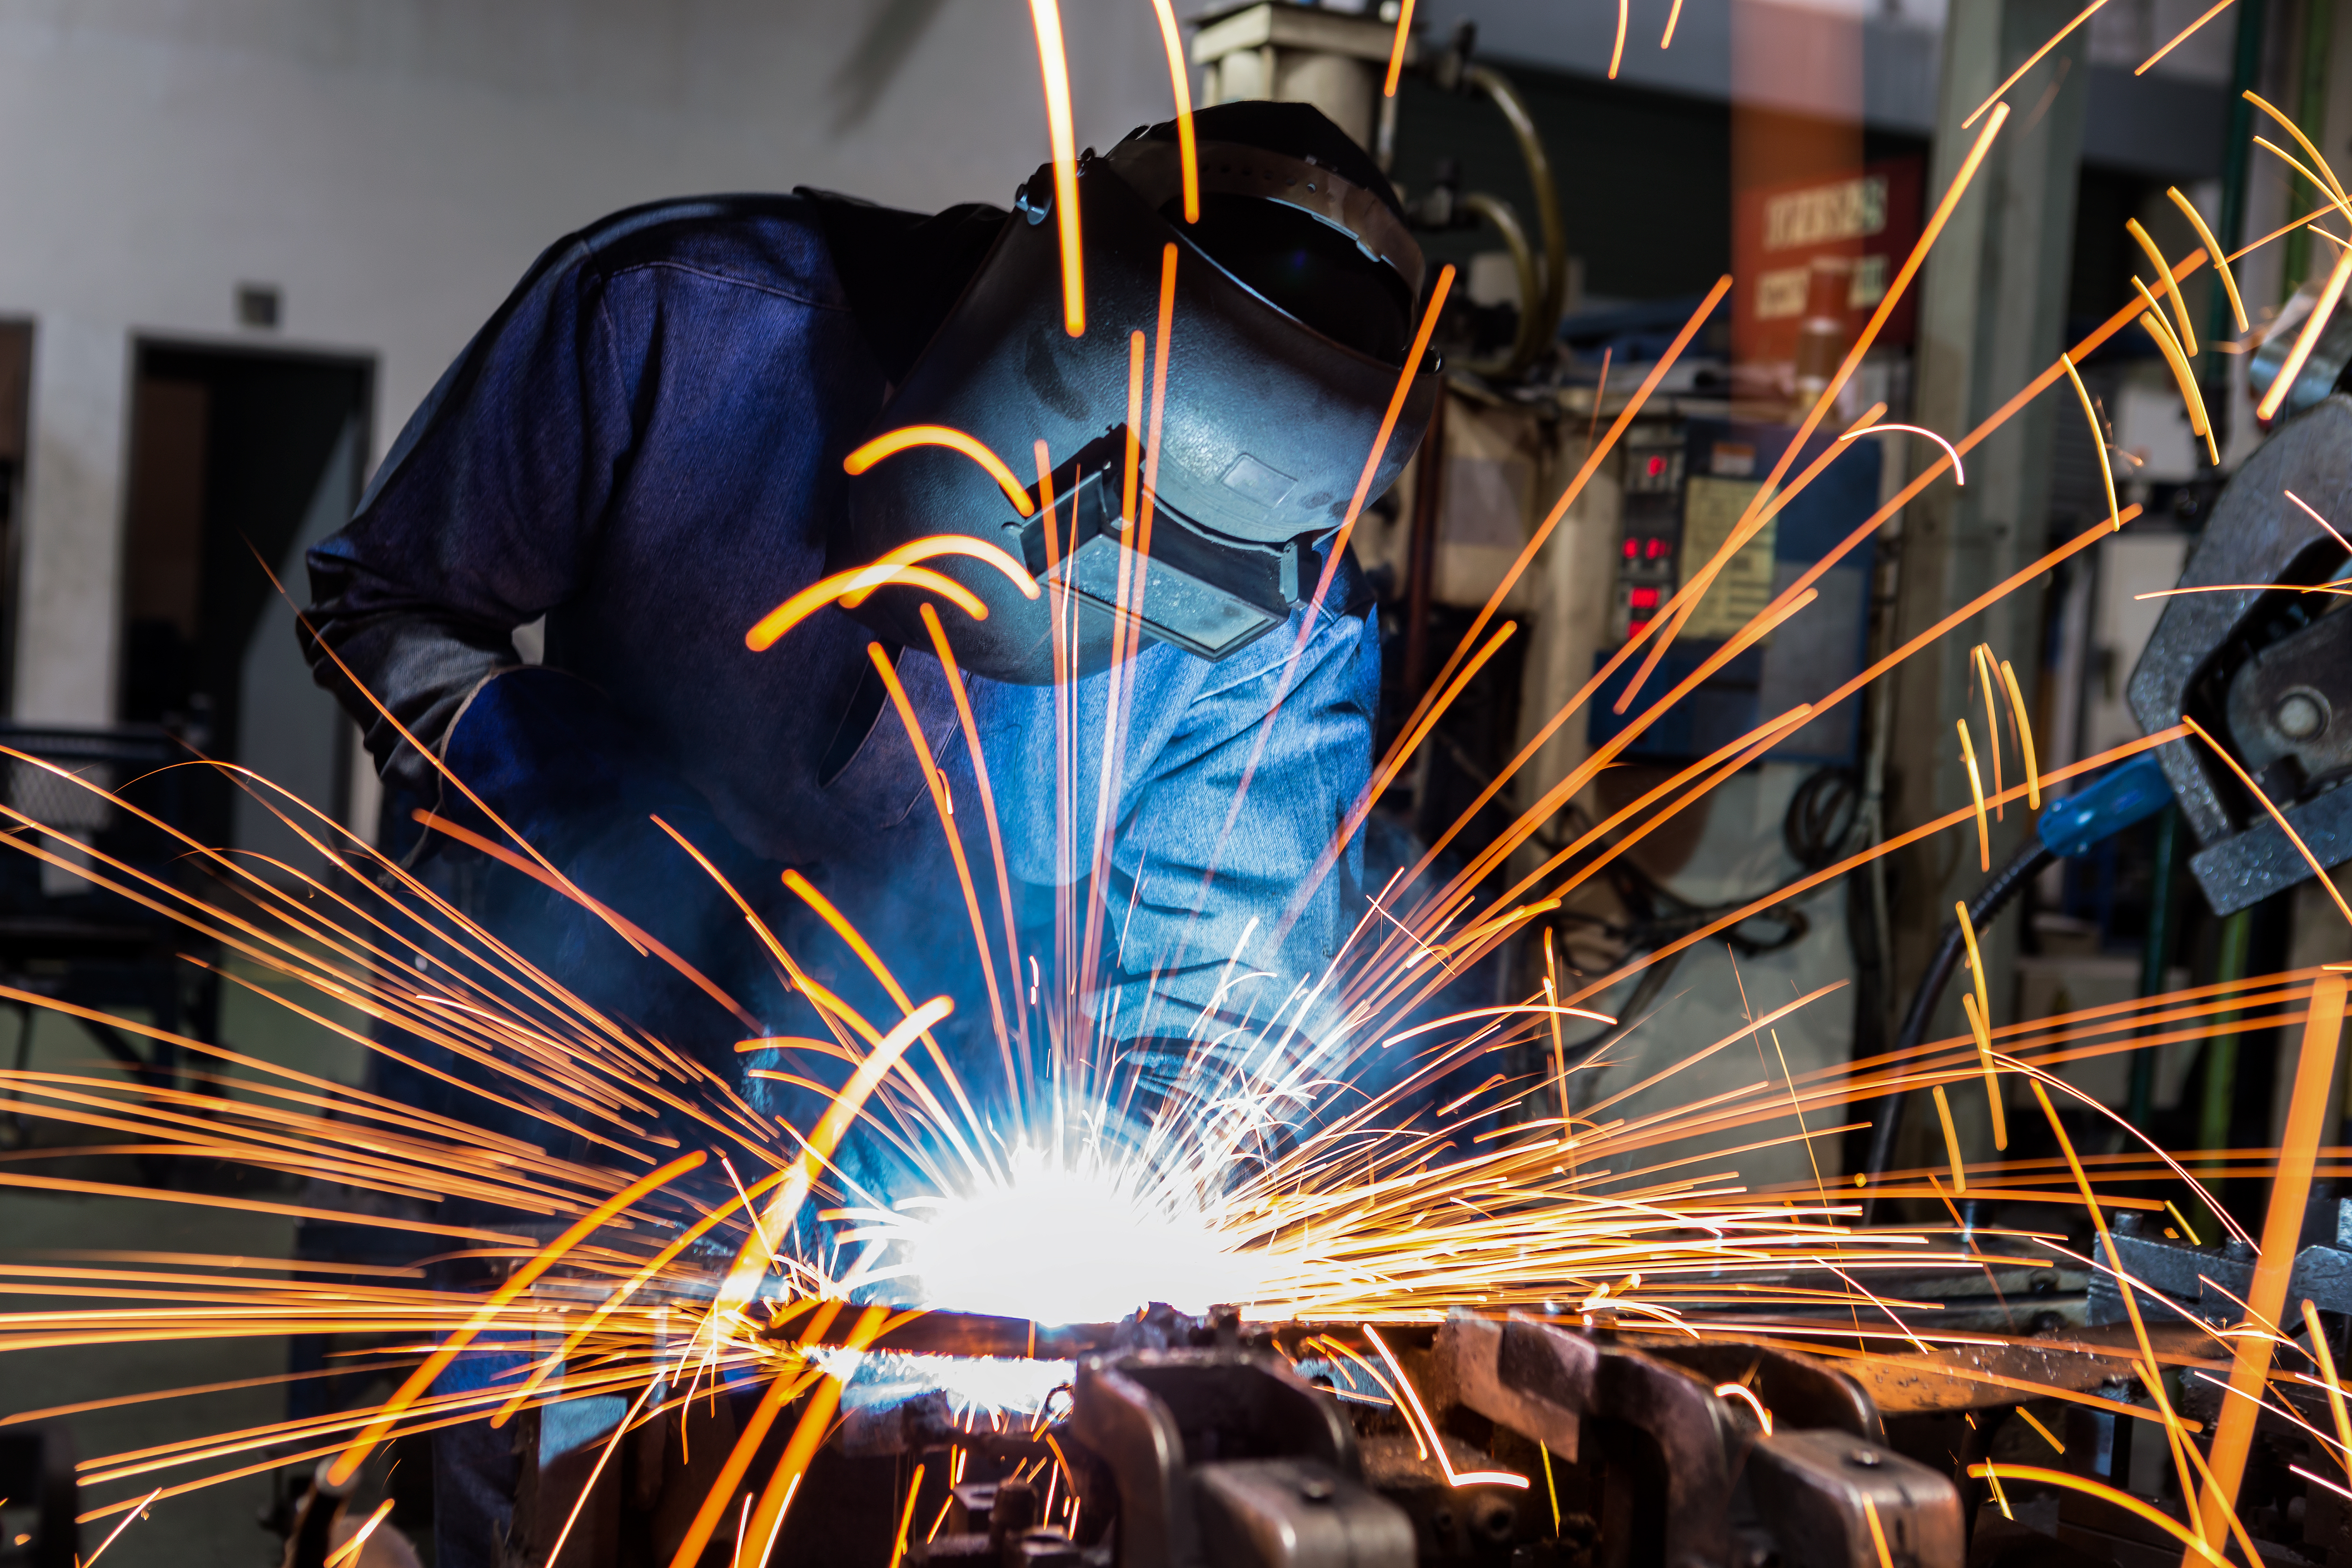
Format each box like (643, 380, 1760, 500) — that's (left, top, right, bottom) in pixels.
(2129, 395, 2352, 915)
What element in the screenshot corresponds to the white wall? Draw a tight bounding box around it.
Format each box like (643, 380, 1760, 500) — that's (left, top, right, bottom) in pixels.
(0, 0, 1174, 724)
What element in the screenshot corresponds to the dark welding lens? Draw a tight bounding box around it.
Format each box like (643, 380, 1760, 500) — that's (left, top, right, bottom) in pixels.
(1166, 193, 1413, 366)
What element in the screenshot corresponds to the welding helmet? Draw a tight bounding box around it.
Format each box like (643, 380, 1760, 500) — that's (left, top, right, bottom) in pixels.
(832, 102, 1438, 682)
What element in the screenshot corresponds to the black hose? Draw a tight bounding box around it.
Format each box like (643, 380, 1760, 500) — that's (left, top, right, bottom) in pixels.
(1859, 834, 2055, 1220)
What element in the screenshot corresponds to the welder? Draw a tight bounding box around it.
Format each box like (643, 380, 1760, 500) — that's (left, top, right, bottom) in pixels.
(299, 102, 1434, 1566)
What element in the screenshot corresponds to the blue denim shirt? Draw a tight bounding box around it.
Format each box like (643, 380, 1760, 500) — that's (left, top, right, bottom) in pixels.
(305, 193, 1376, 1067)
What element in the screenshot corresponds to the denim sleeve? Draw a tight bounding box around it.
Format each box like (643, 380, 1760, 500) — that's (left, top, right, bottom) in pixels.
(301, 229, 637, 827)
(1106, 598, 1378, 1052)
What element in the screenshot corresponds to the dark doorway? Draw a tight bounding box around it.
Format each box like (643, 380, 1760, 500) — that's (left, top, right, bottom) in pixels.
(0, 321, 32, 711)
(118, 342, 373, 874)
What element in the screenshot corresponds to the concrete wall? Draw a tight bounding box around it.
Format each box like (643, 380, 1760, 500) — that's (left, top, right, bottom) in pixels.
(0, 0, 1172, 725)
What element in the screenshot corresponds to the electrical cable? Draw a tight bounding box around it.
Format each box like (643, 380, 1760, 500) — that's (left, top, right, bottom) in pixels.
(1859, 833, 2055, 1219)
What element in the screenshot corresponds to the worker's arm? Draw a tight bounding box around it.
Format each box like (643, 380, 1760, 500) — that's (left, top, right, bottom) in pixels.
(302, 221, 634, 852)
(299, 217, 821, 1082)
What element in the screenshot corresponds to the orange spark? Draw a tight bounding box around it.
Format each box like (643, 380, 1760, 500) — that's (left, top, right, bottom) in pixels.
(1713, 1381, 1772, 1433)
(322, 1498, 396, 1568)
(2059, 354, 2123, 531)
(838, 537, 1040, 607)
(1147, 0, 1199, 222)
(1962, 995, 2007, 1152)
(740, 1310, 889, 1567)
(843, 427, 1036, 514)
(2138, 0, 2234, 74)
(2257, 245, 2352, 422)
(2168, 188, 2247, 332)
(1972, 646, 2005, 816)
(919, 601, 1030, 1066)
(745, 564, 988, 653)
(1841, 422, 1964, 485)
(1364, 1325, 1531, 1488)
(2027, 1076, 2202, 1508)
(889, 1463, 927, 1568)
(1860, 1496, 1895, 1568)
(1930, 1083, 1966, 1193)
(664, 1364, 829, 1568)
(1999, 659, 2041, 808)
(2307, 1299, 2352, 1484)
(1623, 105, 2009, 709)
(326, 1149, 707, 1486)
(2017, 1408, 2066, 1453)
(866, 644, 1017, 1082)
(2245, 91, 2351, 208)
(411, 809, 759, 1030)
(2133, 282, 2217, 465)
(1025, 0, 1084, 334)
(81, 1486, 160, 1567)
(1957, 721, 1991, 872)
(2184, 715, 2352, 928)
(718, 999, 951, 1313)
(2197, 972, 2347, 1540)
(2125, 216, 2197, 354)
(1964, 0, 2104, 127)
(1383, 0, 1414, 96)
(1971, 1468, 2224, 1564)
(2287, 489, 2352, 552)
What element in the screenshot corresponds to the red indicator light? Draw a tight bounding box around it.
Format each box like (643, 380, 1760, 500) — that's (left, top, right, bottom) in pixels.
(1627, 618, 1650, 636)
(1622, 538, 1637, 559)
(1645, 538, 1667, 559)
(1629, 587, 1659, 610)
(1646, 455, 1668, 478)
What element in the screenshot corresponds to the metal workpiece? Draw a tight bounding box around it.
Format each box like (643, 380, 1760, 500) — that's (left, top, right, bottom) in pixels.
(851, 1310, 1997, 1566)
(2089, 1204, 2352, 1325)
(1192, 1458, 1418, 1568)
(1586, 1337, 1738, 1568)
(1636, 1338, 1881, 1441)
(1425, 1313, 1593, 1461)
(1744, 1431, 1964, 1568)
(2128, 393, 2352, 912)
(1065, 1345, 1390, 1568)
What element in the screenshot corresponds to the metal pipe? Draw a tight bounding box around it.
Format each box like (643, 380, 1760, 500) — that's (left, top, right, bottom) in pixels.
(1465, 64, 1568, 366)
(1457, 192, 1546, 378)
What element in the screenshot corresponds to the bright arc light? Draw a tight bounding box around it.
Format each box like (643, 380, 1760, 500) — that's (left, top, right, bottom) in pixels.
(891, 1150, 1262, 1323)
(829, 1350, 1077, 1416)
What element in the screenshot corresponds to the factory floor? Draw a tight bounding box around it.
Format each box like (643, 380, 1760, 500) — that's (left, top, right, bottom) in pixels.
(1, 951, 382, 1568)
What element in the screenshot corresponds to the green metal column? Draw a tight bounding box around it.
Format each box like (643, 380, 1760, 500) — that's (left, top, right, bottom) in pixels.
(2199, 907, 2256, 1158)
(2129, 804, 2182, 1126)
(2281, 0, 2336, 295)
